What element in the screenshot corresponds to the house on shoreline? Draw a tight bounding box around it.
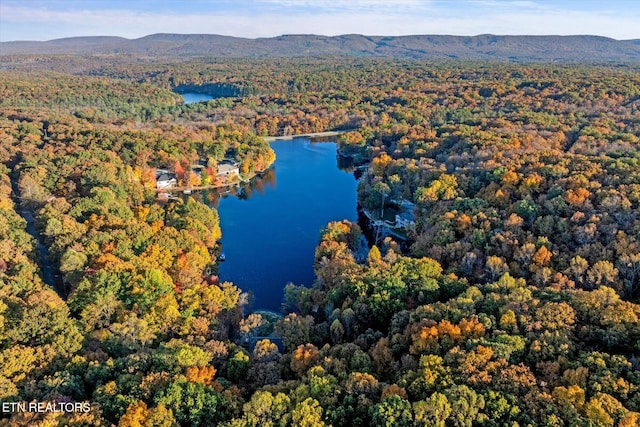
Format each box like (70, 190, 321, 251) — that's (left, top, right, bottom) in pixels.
(156, 169, 177, 190)
(154, 159, 245, 193)
(395, 210, 415, 228)
(216, 160, 240, 178)
(362, 199, 416, 243)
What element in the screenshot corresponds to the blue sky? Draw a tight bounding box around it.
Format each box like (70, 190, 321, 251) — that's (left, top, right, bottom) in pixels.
(1, 0, 639, 42)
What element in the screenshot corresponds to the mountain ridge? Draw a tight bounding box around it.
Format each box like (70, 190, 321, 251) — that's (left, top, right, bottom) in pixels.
(2, 33, 639, 61)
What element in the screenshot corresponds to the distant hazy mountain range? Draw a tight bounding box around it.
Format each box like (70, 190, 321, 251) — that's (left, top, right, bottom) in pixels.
(2, 33, 640, 62)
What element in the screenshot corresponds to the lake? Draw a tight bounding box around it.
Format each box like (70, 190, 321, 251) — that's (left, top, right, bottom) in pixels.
(200, 139, 358, 311)
(181, 92, 214, 104)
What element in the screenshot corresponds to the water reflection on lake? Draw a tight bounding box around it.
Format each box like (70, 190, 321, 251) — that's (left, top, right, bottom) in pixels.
(190, 139, 358, 311)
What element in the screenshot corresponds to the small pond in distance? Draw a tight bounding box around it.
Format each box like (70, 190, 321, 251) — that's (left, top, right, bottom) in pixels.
(181, 93, 214, 104)
(194, 139, 358, 311)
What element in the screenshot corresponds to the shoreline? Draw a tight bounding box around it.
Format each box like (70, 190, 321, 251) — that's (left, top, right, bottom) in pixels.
(160, 131, 348, 194)
(159, 169, 270, 194)
(262, 130, 347, 142)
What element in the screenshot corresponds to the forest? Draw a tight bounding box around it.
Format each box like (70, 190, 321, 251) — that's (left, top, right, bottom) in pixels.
(0, 57, 639, 426)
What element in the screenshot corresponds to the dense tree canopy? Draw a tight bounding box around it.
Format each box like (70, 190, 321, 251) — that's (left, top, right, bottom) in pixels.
(1, 56, 639, 425)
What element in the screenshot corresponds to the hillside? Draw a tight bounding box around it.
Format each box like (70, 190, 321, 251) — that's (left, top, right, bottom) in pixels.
(2, 33, 640, 61)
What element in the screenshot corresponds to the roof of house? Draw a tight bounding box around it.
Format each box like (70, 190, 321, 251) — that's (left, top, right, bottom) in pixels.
(157, 173, 176, 182)
(217, 163, 239, 175)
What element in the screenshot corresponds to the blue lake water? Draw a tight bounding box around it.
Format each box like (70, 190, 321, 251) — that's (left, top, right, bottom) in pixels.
(201, 139, 358, 311)
(181, 93, 214, 104)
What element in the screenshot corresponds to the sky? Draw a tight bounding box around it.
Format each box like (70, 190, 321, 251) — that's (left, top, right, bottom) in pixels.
(1, 0, 639, 42)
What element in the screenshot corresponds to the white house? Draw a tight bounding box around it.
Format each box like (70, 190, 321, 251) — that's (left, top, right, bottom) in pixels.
(217, 161, 240, 177)
(156, 172, 177, 190)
